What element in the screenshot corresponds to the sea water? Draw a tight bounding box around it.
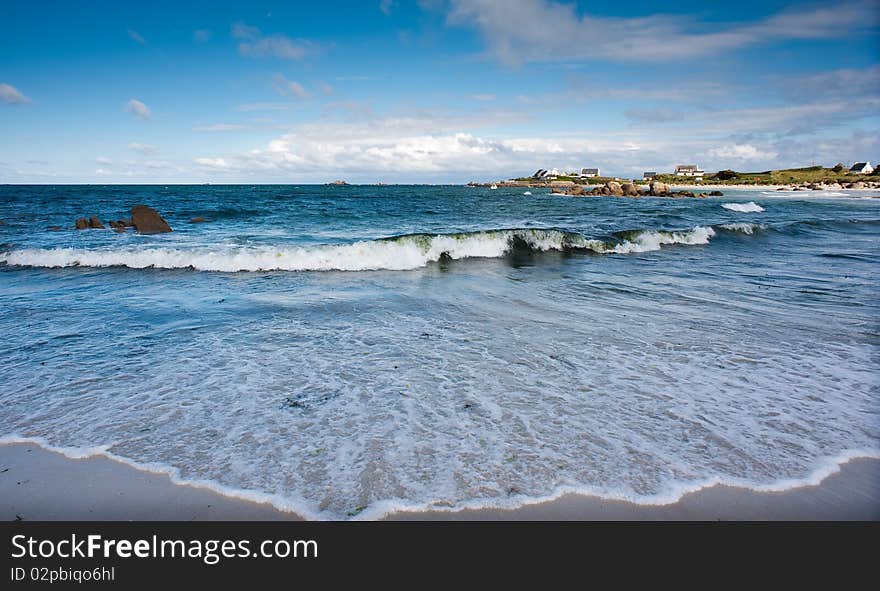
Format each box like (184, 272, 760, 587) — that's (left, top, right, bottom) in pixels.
(0, 185, 878, 518)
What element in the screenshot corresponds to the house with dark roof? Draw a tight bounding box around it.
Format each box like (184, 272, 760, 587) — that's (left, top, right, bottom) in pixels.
(849, 162, 873, 174)
(643, 171, 658, 180)
(674, 164, 704, 178)
(580, 168, 600, 178)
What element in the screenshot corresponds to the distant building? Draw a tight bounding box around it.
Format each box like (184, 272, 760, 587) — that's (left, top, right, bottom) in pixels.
(674, 164, 705, 178)
(532, 169, 548, 179)
(643, 171, 658, 180)
(580, 168, 600, 178)
(850, 162, 874, 174)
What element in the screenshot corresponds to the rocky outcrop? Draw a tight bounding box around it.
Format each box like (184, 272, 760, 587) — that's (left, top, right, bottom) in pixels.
(75, 217, 89, 229)
(709, 190, 724, 196)
(605, 181, 623, 196)
(88, 215, 104, 229)
(620, 183, 640, 197)
(189, 216, 208, 223)
(648, 181, 670, 196)
(131, 205, 172, 234)
(567, 186, 584, 196)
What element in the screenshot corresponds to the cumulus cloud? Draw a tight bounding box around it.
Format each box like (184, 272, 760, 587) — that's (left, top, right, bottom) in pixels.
(195, 157, 230, 169)
(128, 142, 157, 154)
(96, 156, 113, 165)
(709, 144, 778, 161)
(0, 83, 30, 104)
(188, 99, 880, 182)
(126, 99, 151, 120)
(232, 22, 314, 60)
(445, 0, 875, 63)
(272, 74, 310, 99)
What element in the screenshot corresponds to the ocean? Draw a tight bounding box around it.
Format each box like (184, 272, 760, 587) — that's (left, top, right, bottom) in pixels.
(1, 184, 878, 519)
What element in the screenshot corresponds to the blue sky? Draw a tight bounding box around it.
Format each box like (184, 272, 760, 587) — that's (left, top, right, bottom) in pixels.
(1, 0, 878, 183)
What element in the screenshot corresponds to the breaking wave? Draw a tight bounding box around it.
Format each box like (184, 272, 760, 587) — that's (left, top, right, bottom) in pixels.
(0, 226, 734, 272)
(722, 202, 765, 213)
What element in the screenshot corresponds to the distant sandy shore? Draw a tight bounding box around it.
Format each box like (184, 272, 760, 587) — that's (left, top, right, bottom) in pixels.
(2, 442, 877, 520)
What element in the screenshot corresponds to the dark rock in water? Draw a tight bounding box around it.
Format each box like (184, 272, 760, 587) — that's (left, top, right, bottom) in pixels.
(189, 216, 208, 223)
(108, 220, 124, 229)
(709, 190, 724, 196)
(113, 226, 126, 233)
(48, 225, 63, 231)
(0, 219, 4, 225)
(131, 205, 172, 234)
(567, 186, 584, 196)
(75, 217, 89, 229)
(88, 215, 104, 229)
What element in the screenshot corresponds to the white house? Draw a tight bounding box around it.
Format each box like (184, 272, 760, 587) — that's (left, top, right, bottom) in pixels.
(674, 164, 705, 178)
(580, 168, 600, 178)
(850, 162, 873, 174)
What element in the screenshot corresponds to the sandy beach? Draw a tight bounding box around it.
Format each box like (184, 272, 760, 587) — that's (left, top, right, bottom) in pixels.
(2, 442, 877, 521)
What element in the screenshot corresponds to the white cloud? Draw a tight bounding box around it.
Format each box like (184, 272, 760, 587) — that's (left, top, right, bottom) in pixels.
(195, 157, 230, 169)
(95, 168, 112, 175)
(188, 102, 880, 182)
(0, 83, 30, 104)
(96, 156, 112, 165)
(445, 0, 875, 63)
(272, 74, 310, 99)
(127, 29, 146, 45)
(318, 82, 334, 96)
(126, 99, 151, 120)
(128, 142, 157, 154)
(380, 0, 395, 15)
(708, 144, 778, 161)
(232, 22, 314, 60)
(471, 94, 496, 101)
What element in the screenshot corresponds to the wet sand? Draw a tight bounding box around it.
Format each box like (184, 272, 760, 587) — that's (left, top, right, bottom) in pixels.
(1, 442, 877, 521)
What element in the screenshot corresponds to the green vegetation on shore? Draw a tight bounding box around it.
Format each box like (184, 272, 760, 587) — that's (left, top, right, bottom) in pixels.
(511, 165, 878, 186)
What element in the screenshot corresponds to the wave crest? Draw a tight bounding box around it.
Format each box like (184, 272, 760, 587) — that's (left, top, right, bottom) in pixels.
(722, 202, 765, 213)
(0, 226, 726, 272)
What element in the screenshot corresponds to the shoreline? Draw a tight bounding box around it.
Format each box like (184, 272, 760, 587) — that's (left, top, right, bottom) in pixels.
(2, 440, 877, 520)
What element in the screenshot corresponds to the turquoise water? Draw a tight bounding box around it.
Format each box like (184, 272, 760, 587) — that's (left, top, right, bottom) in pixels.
(1, 185, 878, 518)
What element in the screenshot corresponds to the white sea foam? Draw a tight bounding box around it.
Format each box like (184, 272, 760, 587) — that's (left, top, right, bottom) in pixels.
(0, 227, 724, 272)
(601, 226, 715, 254)
(722, 202, 765, 212)
(3, 435, 875, 520)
